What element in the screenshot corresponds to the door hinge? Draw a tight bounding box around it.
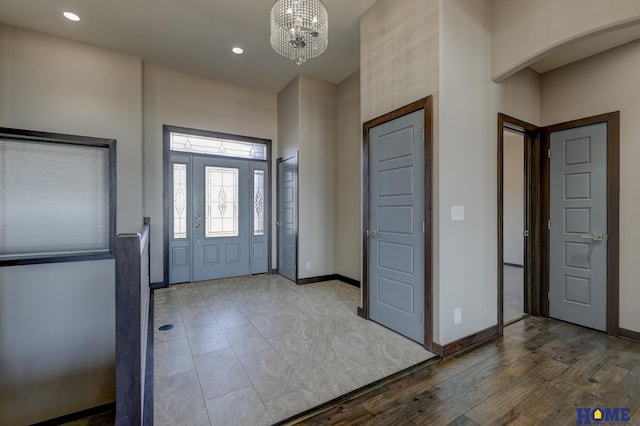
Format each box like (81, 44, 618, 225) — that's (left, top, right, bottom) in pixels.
(422, 221, 425, 233)
(547, 149, 551, 158)
(422, 128, 425, 140)
(523, 230, 529, 237)
(547, 220, 551, 230)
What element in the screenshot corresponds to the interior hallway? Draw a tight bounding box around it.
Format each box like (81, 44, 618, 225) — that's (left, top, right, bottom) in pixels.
(152, 275, 435, 425)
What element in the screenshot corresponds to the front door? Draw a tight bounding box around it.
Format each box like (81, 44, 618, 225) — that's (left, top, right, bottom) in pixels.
(193, 156, 250, 281)
(368, 109, 424, 344)
(168, 154, 268, 284)
(277, 154, 298, 282)
(549, 122, 607, 331)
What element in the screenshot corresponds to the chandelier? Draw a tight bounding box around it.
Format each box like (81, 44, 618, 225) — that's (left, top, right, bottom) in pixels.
(270, 0, 328, 65)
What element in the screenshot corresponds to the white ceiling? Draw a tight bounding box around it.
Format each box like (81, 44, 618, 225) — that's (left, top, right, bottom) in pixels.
(530, 23, 640, 74)
(0, 0, 377, 93)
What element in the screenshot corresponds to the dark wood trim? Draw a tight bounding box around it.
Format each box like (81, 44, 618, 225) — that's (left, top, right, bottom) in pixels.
(541, 112, 620, 336)
(431, 325, 500, 358)
(497, 114, 542, 337)
(619, 328, 640, 343)
(362, 97, 434, 353)
(297, 274, 336, 285)
(115, 219, 151, 426)
(150, 282, 168, 290)
(294, 274, 361, 287)
(336, 274, 360, 288)
(276, 152, 299, 283)
(31, 402, 115, 426)
(0, 127, 116, 267)
(163, 125, 273, 285)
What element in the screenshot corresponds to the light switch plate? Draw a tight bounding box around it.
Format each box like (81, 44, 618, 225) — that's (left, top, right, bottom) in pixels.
(451, 205, 465, 222)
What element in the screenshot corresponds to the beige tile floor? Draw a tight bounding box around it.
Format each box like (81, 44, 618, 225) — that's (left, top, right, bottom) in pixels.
(504, 265, 525, 324)
(153, 274, 435, 426)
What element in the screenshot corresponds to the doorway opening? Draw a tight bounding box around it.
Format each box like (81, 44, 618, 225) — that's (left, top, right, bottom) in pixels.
(163, 125, 272, 285)
(498, 112, 620, 335)
(498, 114, 541, 332)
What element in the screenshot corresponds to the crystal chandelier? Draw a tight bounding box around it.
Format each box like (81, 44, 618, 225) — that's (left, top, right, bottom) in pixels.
(270, 0, 328, 65)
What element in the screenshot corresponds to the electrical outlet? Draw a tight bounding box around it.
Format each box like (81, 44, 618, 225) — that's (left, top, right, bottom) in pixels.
(451, 205, 465, 222)
(454, 308, 462, 325)
(306, 261, 311, 271)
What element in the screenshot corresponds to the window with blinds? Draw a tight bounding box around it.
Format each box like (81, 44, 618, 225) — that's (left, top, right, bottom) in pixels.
(0, 128, 115, 265)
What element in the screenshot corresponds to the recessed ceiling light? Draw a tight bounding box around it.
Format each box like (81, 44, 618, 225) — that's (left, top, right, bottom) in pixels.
(63, 12, 80, 22)
(232, 47, 244, 55)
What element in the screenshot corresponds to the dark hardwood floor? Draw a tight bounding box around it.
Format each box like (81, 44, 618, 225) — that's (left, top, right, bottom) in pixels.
(292, 317, 640, 425)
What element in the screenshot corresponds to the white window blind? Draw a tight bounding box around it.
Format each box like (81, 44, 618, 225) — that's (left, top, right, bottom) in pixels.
(0, 139, 110, 259)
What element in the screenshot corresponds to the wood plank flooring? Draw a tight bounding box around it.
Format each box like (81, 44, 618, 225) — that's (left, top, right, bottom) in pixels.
(290, 317, 640, 425)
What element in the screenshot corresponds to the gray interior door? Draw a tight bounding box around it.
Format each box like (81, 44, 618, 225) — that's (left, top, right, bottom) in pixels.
(193, 156, 250, 281)
(250, 161, 268, 275)
(549, 122, 607, 331)
(277, 154, 297, 282)
(369, 110, 424, 344)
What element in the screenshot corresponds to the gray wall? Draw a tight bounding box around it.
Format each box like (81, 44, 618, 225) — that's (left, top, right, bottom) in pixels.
(0, 24, 143, 425)
(143, 65, 278, 281)
(298, 75, 337, 278)
(336, 71, 362, 281)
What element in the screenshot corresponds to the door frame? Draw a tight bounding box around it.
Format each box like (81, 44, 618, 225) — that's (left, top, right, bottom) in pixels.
(497, 114, 542, 334)
(498, 112, 620, 336)
(541, 112, 620, 336)
(276, 152, 299, 282)
(162, 124, 272, 285)
(360, 96, 434, 352)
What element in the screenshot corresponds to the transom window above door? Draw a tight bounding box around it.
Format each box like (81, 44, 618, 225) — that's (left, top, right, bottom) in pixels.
(170, 132, 267, 160)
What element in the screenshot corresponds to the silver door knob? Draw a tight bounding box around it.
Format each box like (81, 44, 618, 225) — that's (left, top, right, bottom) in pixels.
(366, 230, 378, 238)
(581, 233, 603, 242)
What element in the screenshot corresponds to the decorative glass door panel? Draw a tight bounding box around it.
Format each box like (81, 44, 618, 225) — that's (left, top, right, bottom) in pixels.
(205, 167, 239, 238)
(193, 157, 250, 281)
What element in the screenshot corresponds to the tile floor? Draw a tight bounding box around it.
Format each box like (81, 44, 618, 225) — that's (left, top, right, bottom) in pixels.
(504, 265, 524, 324)
(153, 274, 435, 426)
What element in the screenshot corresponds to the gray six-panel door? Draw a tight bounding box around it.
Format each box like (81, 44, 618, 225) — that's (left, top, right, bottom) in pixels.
(278, 154, 297, 282)
(549, 122, 607, 331)
(369, 110, 424, 344)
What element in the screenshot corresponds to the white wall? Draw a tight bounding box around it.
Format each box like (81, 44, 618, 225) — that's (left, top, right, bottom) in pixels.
(360, 0, 440, 123)
(298, 75, 337, 279)
(336, 71, 362, 281)
(143, 65, 278, 281)
(0, 25, 143, 425)
(438, 0, 500, 344)
(438, 0, 541, 345)
(541, 40, 640, 333)
(503, 132, 525, 265)
(491, 0, 640, 81)
(277, 76, 300, 159)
